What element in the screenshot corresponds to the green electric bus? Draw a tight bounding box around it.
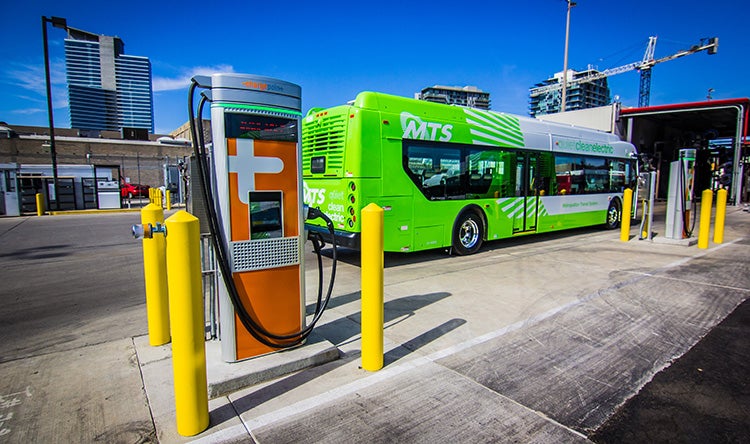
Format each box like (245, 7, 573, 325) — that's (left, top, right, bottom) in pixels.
(302, 92, 637, 255)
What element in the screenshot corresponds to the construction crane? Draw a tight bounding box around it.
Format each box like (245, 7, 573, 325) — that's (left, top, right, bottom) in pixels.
(529, 36, 719, 107)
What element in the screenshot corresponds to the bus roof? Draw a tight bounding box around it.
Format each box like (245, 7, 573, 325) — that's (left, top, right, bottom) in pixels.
(347, 91, 637, 158)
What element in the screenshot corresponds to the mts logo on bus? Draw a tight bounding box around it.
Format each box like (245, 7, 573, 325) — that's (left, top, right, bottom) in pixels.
(401, 112, 453, 142)
(303, 182, 326, 205)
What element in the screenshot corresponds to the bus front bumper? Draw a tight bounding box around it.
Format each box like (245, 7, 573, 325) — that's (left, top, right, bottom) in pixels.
(305, 224, 360, 250)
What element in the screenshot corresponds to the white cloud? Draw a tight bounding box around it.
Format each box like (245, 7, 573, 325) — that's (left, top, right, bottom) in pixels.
(153, 64, 235, 92)
(11, 108, 47, 115)
(5, 60, 67, 94)
(4, 59, 68, 111)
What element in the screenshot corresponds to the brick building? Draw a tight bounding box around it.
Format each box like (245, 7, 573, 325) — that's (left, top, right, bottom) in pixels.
(0, 123, 192, 214)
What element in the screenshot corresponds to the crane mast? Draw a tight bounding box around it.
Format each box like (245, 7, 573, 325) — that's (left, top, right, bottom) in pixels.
(529, 36, 719, 107)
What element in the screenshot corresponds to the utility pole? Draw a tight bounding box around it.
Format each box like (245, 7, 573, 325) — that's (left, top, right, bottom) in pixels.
(560, 0, 576, 113)
(42, 16, 68, 210)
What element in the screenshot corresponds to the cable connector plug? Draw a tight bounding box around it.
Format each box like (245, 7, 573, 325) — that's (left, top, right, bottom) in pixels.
(305, 205, 325, 221)
(305, 205, 335, 232)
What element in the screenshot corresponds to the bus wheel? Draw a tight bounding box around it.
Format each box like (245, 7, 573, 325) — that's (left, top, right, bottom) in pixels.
(605, 199, 621, 230)
(453, 211, 483, 255)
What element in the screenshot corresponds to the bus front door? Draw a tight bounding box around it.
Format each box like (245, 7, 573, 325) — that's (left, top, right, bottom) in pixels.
(513, 152, 538, 234)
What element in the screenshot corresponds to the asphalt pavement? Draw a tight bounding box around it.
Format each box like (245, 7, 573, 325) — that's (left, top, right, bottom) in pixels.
(0, 204, 748, 443)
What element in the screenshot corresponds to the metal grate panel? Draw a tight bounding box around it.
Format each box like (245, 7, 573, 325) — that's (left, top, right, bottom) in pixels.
(231, 237, 300, 272)
(302, 113, 347, 176)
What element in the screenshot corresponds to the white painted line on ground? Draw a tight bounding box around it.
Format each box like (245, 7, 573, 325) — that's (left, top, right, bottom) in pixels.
(624, 238, 748, 292)
(663, 238, 742, 269)
(189, 423, 248, 444)
(623, 272, 750, 293)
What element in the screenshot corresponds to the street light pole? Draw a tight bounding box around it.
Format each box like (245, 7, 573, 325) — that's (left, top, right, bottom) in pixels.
(560, 0, 576, 113)
(42, 15, 67, 210)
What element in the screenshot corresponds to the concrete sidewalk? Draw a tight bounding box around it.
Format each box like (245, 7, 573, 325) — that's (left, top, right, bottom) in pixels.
(137, 208, 750, 443)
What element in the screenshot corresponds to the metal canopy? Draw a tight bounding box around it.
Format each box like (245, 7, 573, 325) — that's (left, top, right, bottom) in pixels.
(621, 98, 748, 139)
(620, 98, 749, 204)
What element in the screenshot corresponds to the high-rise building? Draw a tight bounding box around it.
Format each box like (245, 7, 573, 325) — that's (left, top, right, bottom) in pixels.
(64, 28, 154, 134)
(529, 68, 610, 117)
(415, 85, 490, 110)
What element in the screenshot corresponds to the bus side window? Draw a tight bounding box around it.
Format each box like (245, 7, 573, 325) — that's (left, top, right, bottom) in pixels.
(583, 156, 608, 193)
(468, 169, 483, 195)
(555, 155, 583, 194)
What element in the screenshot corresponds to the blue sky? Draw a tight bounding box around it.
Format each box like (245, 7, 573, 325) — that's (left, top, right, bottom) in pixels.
(1, 0, 747, 134)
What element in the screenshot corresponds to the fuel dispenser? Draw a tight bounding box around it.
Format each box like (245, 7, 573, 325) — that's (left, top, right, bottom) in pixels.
(188, 74, 336, 362)
(665, 148, 697, 239)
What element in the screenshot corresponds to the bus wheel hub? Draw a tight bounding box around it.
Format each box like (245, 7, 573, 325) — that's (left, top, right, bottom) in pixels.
(460, 219, 479, 247)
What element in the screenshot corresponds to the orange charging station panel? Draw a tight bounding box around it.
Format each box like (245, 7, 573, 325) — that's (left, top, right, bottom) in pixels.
(209, 74, 305, 362)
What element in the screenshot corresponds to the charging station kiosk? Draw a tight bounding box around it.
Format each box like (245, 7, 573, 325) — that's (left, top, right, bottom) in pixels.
(203, 74, 306, 362)
(666, 148, 697, 239)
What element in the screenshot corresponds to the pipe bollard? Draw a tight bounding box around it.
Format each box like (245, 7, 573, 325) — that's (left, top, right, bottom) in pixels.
(697, 189, 713, 249)
(150, 188, 163, 208)
(361, 203, 384, 372)
(620, 188, 633, 242)
(714, 189, 727, 244)
(165, 210, 209, 436)
(35, 193, 45, 216)
(140, 204, 170, 346)
(166, 190, 172, 211)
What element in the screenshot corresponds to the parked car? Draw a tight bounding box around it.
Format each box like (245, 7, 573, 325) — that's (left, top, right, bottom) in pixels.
(120, 182, 150, 198)
(121, 182, 137, 198)
(132, 184, 150, 197)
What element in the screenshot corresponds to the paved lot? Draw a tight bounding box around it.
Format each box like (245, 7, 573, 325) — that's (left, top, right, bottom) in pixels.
(0, 206, 748, 443)
(593, 295, 750, 442)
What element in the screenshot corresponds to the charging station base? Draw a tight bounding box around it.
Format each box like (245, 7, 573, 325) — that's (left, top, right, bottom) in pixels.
(651, 236, 698, 247)
(205, 335, 340, 399)
(135, 334, 339, 404)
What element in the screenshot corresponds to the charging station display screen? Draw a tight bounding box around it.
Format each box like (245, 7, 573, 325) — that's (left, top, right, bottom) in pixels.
(225, 113, 297, 141)
(249, 191, 283, 239)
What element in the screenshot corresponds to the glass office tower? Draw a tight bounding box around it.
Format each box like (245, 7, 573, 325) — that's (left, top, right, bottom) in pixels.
(64, 29, 154, 133)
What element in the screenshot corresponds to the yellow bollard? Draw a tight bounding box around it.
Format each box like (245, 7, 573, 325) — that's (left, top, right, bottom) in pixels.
(361, 203, 384, 372)
(166, 190, 172, 211)
(141, 203, 170, 346)
(620, 188, 633, 242)
(697, 189, 713, 249)
(165, 210, 209, 436)
(35, 193, 45, 216)
(714, 188, 727, 244)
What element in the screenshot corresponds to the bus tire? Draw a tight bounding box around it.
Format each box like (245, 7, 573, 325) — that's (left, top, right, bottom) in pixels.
(452, 211, 484, 255)
(605, 198, 621, 230)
